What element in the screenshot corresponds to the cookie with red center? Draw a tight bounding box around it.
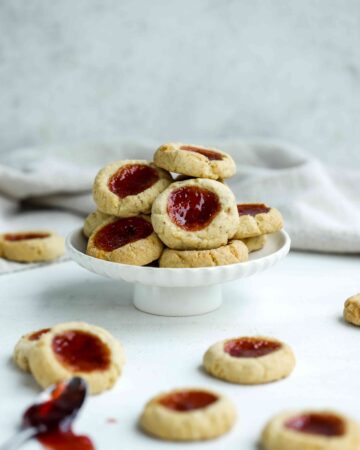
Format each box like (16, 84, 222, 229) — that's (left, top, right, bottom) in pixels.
(203, 336, 295, 384)
(154, 142, 236, 180)
(152, 178, 239, 250)
(0, 230, 64, 262)
(261, 410, 360, 450)
(86, 215, 163, 265)
(93, 159, 172, 217)
(83, 210, 112, 238)
(159, 240, 248, 268)
(140, 387, 236, 441)
(344, 294, 360, 326)
(28, 322, 125, 395)
(13, 327, 52, 372)
(234, 203, 283, 239)
(242, 234, 267, 253)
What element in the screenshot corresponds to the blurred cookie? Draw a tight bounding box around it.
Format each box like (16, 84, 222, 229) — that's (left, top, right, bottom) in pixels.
(13, 327, 51, 372)
(152, 178, 239, 250)
(234, 204, 283, 239)
(0, 231, 64, 262)
(28, 321, 125, 395)
(154, 143, 236, 180)
(93, 160, 172, 217)
(344, 294, 360, 326)
(242, 235, 267, 252)
(87, 216, 163, 266)
(203, 336, 295, 384)
(261, 410, 360, 450)
(160, 240, 248, 268)
(83, 210, 111, 238)
(140, 387, 236, 441)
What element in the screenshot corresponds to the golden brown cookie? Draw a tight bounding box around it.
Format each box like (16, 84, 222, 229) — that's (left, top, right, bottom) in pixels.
(203, 336, 295, 384)
(233, 204, 283, 239)
(83, 210, 111, 238)
(242, 235, 267, 253)
(87, 215, 163, 265)
(93, 160, 172, 217)
(28, 322, 125, 395)
(159, 240, 248, 268)
(154, 143, 236, 180)
(152, 178, 239, 250)
(13, 327, 52, 372)
(0, 231, 64, 262)
(139, 387, 236, 441)
(344, 294, 360, 326)
(261, 410, 360, 450)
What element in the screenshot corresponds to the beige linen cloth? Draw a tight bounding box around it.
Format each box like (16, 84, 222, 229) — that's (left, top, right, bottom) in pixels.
(0, 139, 359, 273)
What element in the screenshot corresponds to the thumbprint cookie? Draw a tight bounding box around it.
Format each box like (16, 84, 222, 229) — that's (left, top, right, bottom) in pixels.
(0, 230, 64, 262)
(28, 322, 125, 395)
(203, 336, 295, 384)
(344, 294, 360, 326)
(87, 216, 163, 265)
(261, 410, 360, 450)
(234, 203, 283, 239)
(159, 240, 248, 268)
(93, 160, 172, 217)
(139, 387, 236, 441)
(154, 142, 236, 180)
(152, 178, 239, 250)
(83, 210, 111, 238)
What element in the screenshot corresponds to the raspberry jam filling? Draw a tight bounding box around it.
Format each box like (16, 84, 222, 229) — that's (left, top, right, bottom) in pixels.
(159, 390, 218, 412)
(52, 330, 110, 372)
(180, 145, 224, 161)
(167, 186, 221, 231)
(4, 232, 50, 241)
(108, 164, 159, 198)
(93, 217, 153, 252)
(29, 328, 51, 341)
(237, 204, 270, 217)
(224, 337, 281, 358)
(285, 413, 345, 437)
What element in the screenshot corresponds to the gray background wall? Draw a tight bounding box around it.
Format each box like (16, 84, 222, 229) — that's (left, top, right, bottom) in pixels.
(1, 0, 359, 167)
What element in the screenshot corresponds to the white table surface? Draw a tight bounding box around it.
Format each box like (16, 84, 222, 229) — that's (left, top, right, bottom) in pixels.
(0, 250, 359, 449)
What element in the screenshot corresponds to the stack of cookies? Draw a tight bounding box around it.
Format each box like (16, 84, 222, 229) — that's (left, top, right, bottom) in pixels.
(84, 143, 284, 268)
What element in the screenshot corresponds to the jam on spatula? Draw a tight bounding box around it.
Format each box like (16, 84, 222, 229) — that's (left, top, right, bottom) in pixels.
(0, 377, 94, 450)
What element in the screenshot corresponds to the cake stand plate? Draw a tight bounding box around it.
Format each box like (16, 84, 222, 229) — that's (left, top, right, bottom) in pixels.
(66, 229, 290, 316)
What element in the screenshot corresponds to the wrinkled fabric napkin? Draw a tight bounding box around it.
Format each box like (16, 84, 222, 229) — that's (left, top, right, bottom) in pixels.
(0, 139, 359, 274)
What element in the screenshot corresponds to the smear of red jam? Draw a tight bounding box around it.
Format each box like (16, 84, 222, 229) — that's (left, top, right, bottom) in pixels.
(180, 145, 224, 161)
(108, 164, 159, 198)
(159, 390, 218, 412)
(167, 186, 221, 231)
(224, 337, 281, 358)
(29, 328, 51, 341)
(285, 413, 345, 437)
(23, 378, 95, 450)
(4, 232, 50, 241)
(52, 330, 110, 372)
(237, 204, 270, 217)
(93, 217, 153, 252)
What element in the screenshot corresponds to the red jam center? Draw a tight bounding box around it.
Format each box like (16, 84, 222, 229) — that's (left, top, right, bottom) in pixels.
(4, 232, 50, 241)
(52, 330, 110, 372)
(224, 337, 281, 358)
(237, 203, 270, 216)
(285, 413, 345, 437)
(29, 328, 51, 341)
(93, 217, 153, 252)
(167, 186, 221, 231)
(108, 164, 159, 198)
(180, 145, 223, 161)
(159, 390, 218, 412)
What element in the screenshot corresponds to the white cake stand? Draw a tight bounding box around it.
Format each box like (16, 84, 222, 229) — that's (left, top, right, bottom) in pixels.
(66, 229, 290, 317)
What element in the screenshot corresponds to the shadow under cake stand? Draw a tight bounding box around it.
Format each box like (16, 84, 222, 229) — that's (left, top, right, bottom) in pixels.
(66, 229, 290, 317)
